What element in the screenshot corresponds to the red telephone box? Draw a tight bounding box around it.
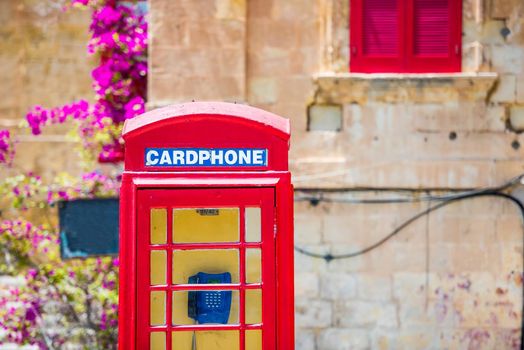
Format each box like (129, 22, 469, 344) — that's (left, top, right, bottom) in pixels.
(118, 102, 294, 350)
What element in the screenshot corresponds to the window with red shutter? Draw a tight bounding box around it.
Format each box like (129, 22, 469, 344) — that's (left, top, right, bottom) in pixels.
(350, 0, 461, 73)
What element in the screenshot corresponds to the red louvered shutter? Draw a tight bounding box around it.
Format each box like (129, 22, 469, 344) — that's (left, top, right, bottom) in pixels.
(406, 0, 461, 72)
(350, 0, 461, 73)
(414, 0, 450, 55)
(350, 0, 404, 73)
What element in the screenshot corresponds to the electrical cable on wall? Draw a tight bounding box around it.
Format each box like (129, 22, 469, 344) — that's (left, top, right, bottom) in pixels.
(294, 173, 524, 205)
(292, 173, 524, 350)
(294, 191, 524, 261)
(293, 174, 524, 261)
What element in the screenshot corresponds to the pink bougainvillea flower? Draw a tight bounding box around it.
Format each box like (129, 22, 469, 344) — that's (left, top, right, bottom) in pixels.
(0, 129, 15, 164)
(124, 96, 145, 119)
(94, 5, 122, 26)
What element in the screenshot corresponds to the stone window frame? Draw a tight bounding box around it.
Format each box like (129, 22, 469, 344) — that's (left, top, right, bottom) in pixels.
(311, 0, 498, 108)
(319, 0, 491, 74)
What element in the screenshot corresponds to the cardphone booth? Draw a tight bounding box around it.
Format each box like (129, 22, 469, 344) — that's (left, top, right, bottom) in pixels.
(118, 102, 294, 350)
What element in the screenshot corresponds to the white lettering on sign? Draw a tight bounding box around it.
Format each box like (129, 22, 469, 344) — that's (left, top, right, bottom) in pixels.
(145, 148, 268, 167)
(186, 150, 198, 165)
(159, 150, 171, 165)
(146, 150, 160, 166)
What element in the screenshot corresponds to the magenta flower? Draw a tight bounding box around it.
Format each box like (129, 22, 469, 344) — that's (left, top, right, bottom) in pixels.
(124, 96, 145, 119)
(95, 6, 122, 26)
(0, 129, 14, 164)
(92, 63, 114, 90)
(25, 308, 37, 322)
(71, 0, 90, 6)
(27, 269, 38, 279)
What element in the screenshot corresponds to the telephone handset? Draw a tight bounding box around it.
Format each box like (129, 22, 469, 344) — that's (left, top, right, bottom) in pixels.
(188, 272, 232, 324)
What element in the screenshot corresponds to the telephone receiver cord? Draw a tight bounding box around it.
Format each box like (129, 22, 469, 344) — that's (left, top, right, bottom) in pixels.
(192, 321, 198, 350)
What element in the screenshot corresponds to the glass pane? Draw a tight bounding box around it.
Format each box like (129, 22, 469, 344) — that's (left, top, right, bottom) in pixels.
(245, 207, 261, 242)
(172, 249, 239, 284)
(172, 331, 239, 350)
(151, 291, 166, 326)
(151, 208, 167, 244)
(172, 290, 239, 325)
(245, 289, 262, 324)
(246, 330, 262, 350)
(151, 250, 167, 285)
(197, 330, 239, 350)
(151, 332, 166, 350)
(172, 331, 193, 350)
(246, 249, 261, 284)
(173, 208, 239, 243)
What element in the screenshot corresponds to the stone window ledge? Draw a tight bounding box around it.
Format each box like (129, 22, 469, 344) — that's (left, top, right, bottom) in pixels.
(312, 72, 499, 105)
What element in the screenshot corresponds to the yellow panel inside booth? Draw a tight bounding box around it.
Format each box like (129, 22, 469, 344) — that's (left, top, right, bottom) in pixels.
(245, 207, 261, 242)
(246, 248, 261, 283)
(173, 208, 239, 243)
(150, 250, 167, 285)
(150, 332, 166, 350)
(245, 289, 262, 324)
(172, 330, 239, 350)
(151, 208, 167, 244)
(246, 330, 262, 350)
(150, 291, 166, 326)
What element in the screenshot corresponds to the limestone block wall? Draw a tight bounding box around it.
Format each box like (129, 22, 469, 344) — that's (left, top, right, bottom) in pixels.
(294, 195, 523, 349)
(148, 0, 248, 106)
(0, 0, 92, 180)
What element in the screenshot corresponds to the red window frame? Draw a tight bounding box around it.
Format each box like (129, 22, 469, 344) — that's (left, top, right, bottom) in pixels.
(350, 0, 462, 73)
(136, 187, 276, 350)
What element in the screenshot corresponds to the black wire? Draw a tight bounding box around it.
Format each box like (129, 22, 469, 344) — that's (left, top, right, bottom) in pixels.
(294, 174, 524, 205)
(294, 191, 524, 349)
(294, 191, 523, 260)
(295, 198, 449, 260)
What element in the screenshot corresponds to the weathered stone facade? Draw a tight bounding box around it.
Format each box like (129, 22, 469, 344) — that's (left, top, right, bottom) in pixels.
(2, 0, 524, 349)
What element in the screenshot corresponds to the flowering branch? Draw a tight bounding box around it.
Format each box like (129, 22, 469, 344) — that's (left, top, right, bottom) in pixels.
(24, 0, 147, 164)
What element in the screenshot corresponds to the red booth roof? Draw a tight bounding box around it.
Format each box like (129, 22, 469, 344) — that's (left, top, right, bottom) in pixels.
(123, 102, 290, 140)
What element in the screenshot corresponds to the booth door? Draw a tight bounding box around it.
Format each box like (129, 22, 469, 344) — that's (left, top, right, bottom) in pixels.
(136, 188, 276, 350)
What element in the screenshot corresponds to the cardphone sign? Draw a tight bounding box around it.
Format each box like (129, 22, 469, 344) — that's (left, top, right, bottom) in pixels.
(145, 148, 268, 167)
(119, 102, 294, 350)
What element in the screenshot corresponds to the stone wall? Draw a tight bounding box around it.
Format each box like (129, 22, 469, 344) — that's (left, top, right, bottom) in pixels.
(0, 0, 92, 180)
(148, 0, 247, 106)
(149, 0, 524, 349)
(294, 195, 523, 349)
